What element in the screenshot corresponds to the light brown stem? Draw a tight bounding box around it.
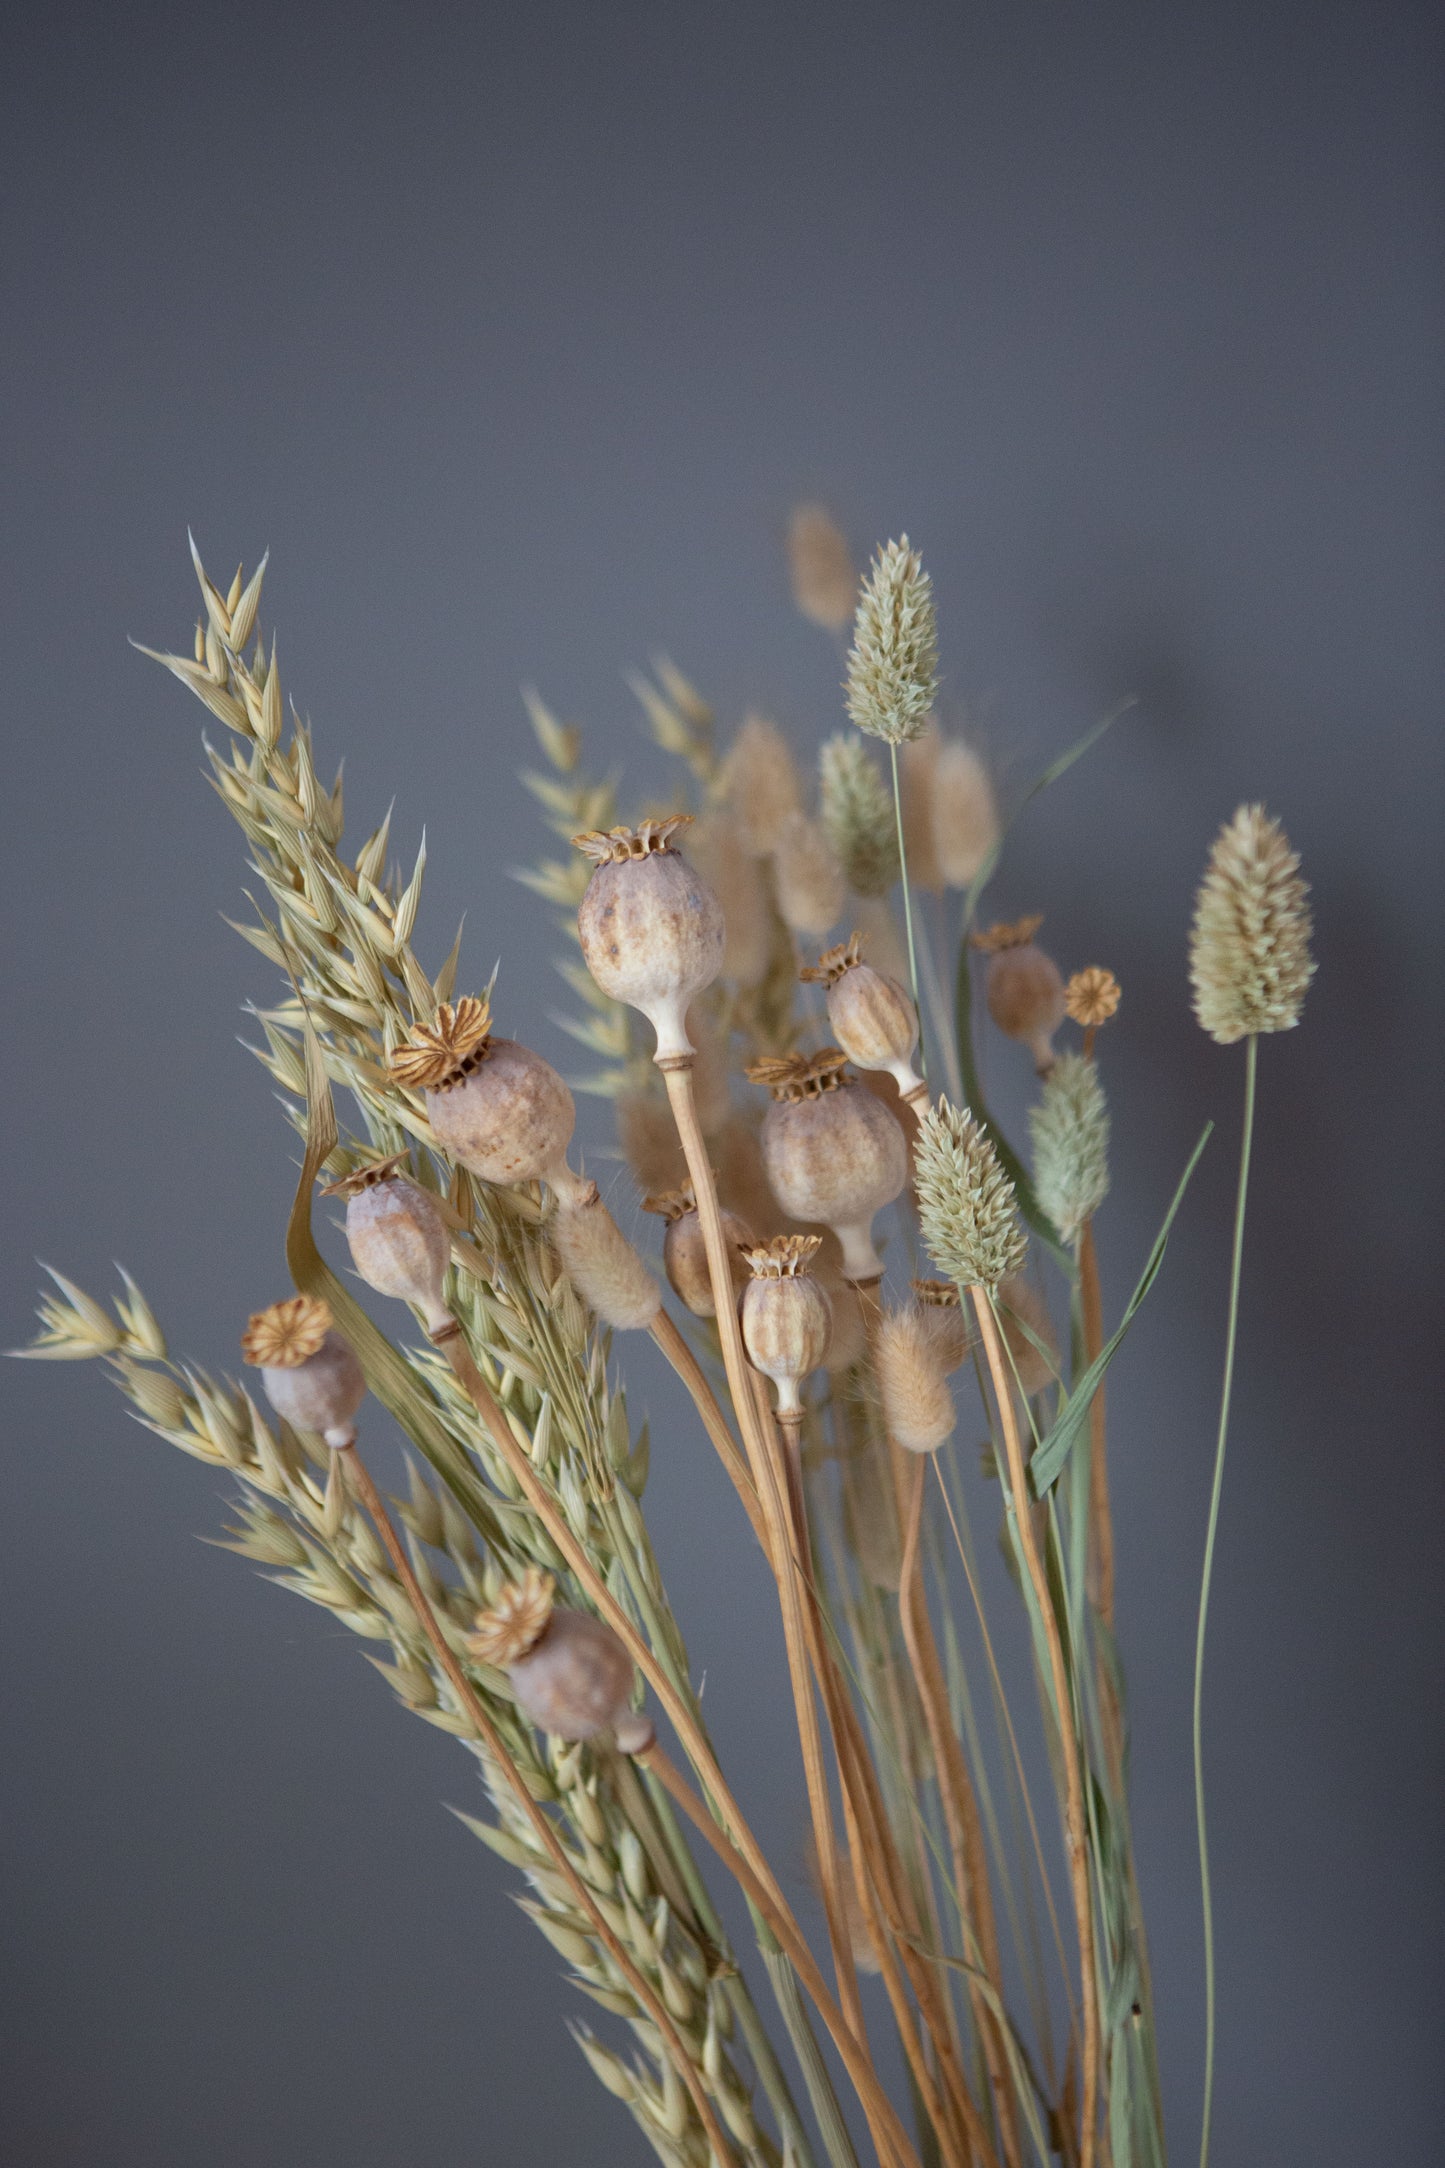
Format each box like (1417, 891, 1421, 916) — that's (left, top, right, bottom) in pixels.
(433, 1317, 901, 2158)
(660, 1059, 866, 2046)
(1077, 1221, 1114, 1627)
(970, 1288, 1099, 2168)
(650, 1307, 770, 1555)
(337, 1444, 738, 2168)
(897, 1452, 1022, 2168)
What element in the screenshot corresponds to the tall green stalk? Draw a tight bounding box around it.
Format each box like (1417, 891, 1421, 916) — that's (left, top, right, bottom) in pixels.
(888, 739, 928, 1090)
(1193, 1030, 1258, 2168)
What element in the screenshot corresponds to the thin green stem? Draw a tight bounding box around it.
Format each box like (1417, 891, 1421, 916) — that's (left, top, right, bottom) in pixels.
(889, 738, 928, 1090)
(1194, 1030, 1258, 2168)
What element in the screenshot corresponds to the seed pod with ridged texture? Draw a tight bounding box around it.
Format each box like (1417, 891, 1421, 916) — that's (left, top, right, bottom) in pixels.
(802, 933, 925, 1107)
(388, 996, 591, 1207)
(643, 1185, 754, 1318)
(469, 1568, 651, 1753)
(324, 1154, 451, 1334)
(241, 1295, 366, 1449)
(747, 1048, 908, 1283)
(910, 1279, 971, 1373)
(554, 1195, 661, 1331)
(876, 1306, 956, 1453)
(573, 817, 724, 1064)
(740, 1236, 832, 1415)
(973, 916, 1066, 1074)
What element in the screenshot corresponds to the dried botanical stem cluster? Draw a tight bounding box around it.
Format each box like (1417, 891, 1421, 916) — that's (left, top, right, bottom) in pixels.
(25, 519, 1311, 2168)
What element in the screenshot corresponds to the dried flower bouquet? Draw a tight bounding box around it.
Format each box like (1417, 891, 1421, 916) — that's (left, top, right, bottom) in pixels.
(21, 515, 1312, 2168)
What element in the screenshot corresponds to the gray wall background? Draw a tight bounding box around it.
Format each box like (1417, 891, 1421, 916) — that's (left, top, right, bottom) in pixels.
(3, 3, 1440, 2163)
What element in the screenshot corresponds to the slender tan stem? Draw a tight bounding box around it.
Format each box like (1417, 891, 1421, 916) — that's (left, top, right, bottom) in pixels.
(970, 1289, 1099, 2168)
(660, 1060, 864, 2040)
(337, 1444, 738, 2168)
(650, 1307, 770, 1555)
(897, 1452, 1022, 2168)
(1077, 1222, 1114, 1627)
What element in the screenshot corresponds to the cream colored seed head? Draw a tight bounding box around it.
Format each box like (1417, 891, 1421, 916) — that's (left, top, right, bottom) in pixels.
(998, 1273, 1059, 1397)
(772, 809, 846, 938)
(1029, 1051, 1110, 1245)
(574, 816, 725, 1064)
(914, 1098, 1027, 1292)
(819, 734, 900, 897)
(241, 1296, 366, 1449)
(932, 739, 999, 889)
(899, 720, 944, 892)
(553, 1194, 661, 1332)
(876, 1306, 956, 1454)
(974, 916, 1066, 1073)
(911, 1278, 971, 1373)
(740, 1236, 832, 1413)
(1190, 804, 1314, 1044)
(748, 1050, 909, 1282)
(389, 998, 589, 1206)
(723, 714, 802, 857)
(644, 1184, 753, 1318)
(325, 1156, 452, 1335)
(845, 536, 939, 746)
(787, 504, 856, 633)
(802, 933, 924, 1103)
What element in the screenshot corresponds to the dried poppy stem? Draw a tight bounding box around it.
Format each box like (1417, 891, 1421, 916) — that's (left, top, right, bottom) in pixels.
(970, 1286, 1099, 2168)
(335, 1442, 740, 2168)
(649, 1307, 769, 1554)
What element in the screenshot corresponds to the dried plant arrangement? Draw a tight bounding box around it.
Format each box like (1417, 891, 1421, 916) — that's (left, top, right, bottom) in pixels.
(20, 513, 1313, 2168)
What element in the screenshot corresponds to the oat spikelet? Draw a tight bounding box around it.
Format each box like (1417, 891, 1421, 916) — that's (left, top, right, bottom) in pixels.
(553, 1196, 662, 1331)
(241, 1294, 332, 1369)
(772, 809, 845, 936)
(1029, 1053, 1110, 1244)
(876, 1306, 956, 1454)
(469, 1567, 556, 1666)
(1065, 968, 1121, 1029)
(387, 995, 493, 1089)
(845, 536, 939, 746)
(819, 734, 899, 896)
(914, 1099, 1027, 1291)
(723, 714, 802, 856)
(1190, 804, 1314, 1044)
(932, 739, 999, 889)
(787, 504, 856, 633)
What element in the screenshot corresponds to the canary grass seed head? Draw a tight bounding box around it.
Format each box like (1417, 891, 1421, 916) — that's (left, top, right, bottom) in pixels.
(787, 504, 857, 633)
(845, 536, 939, 745)
(1190, 804, 1314, 1043)
(723, 713, 802, 856)
(820, 733, 900, 897)
(914, 1099, 1027, 1291)
(1029, 1051, 1110, 1244)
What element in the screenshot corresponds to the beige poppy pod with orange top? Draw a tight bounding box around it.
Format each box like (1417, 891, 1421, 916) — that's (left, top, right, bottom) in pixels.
(801, 933, 926, 1108)
(973, 916, 1067, 1074)
(739, 1235, 833, 1416)
(241, 1295, 366, 1449)
(388, 995, 591, 1207)
(469, 1568, 651, 1754)
(325, 1154, 452, 1335)
(747, 1048, 908, 1284)
(573, 816, 724, 1064)
(643, 1183, 754, 1319)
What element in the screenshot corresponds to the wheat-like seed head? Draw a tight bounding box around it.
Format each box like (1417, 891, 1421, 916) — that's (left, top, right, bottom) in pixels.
(819, 734, 900, 896)
(787, 504, 856, 632)
(553, 1196, 661, 1332)
(914, 1099, 1027, 1291)
(1029, 1052, 1110, 1244)
(1190, 804, 1314, 1043)
(845, 536, 939, 746)
(241, 1294, 332, 1369)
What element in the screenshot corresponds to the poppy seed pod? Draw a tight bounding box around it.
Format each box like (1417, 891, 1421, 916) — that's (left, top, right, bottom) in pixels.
(739, 1236, 832, 1415)
(910, 1279, 971, 1374)
(747, 1048, 908, 1284)
(801, 933, 926, 1107)
(973, 916, 1067, 1074)
(469, 1568, 651, 1754)
(241, 1295, 366, 1449)
(388, 996, 590, 1206)
(573, 817, 724, 1064)
(324, 1154, 452, 1335)
(643, 1184, 754, 1319)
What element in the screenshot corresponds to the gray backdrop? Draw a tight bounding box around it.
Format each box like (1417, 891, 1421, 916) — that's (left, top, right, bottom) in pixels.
(3, 4, 1440, 2163)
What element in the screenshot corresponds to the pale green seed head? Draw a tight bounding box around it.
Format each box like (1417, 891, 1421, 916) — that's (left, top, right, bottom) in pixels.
(914, 1098, 1027, 1291)
(1029, 1052, 1110, 1245)
(1190, 804, 1314, 1045)
(819, 734, 899, 896)
(845, 536, 939, 746)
